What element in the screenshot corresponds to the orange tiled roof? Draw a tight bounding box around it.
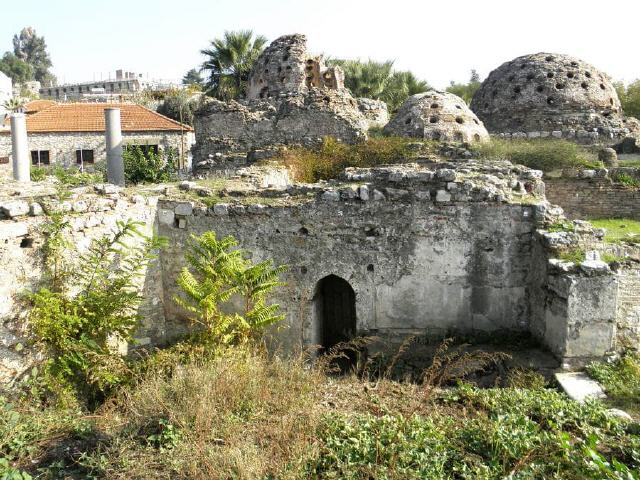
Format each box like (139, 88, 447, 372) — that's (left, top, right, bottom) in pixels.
(24, 100, 57, 114)
(21, 102, 193, 133)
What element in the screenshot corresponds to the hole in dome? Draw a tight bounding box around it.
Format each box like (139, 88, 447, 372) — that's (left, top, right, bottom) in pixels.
(473, 119, 479, 125)
(298, 227, 309, 236)
(610, 98, 614, 105)
(455, 105, 462, 109)
(536, 85, 544, 93)
(600, 83, 606, 90)
(547, 72, 554, 78)
(286, 66, 292, 70)
(585, 71, 592, 78)
(282, 55, 289, 62)
(20, 237, 33, 248)
(278, 66, 282, 73)
(520, 64, 526, 69)
(526, 73, 534, 81)
(367, 264, 374, 272)
(581, 82, 588, 89)
(508, 75, 515, 82)
(301, 266, 308, 274)
(571, 61, 579, 67)
(567, 72, 575, 79)
(492, 90, 498, 97)
(514, 86, 522, 94)
(405, 117, 412, 125)
(547, 96, 555, 105)
(545, 55, 554, 61)
(454, 132, 464, 142)
(429, 116, 439, 123)
(455, 117, 464, 124)
(555, 83, 565, 90)
(264, 69, 269, 74)
(430, 103, 439, 109)
(473, 134, 481, 141)
(603, 112, 611, 118)
(484, 102, 489, 108)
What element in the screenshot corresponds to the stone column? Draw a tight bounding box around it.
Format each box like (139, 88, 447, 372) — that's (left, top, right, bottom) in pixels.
(105, 108, 125, 186)
(10, 113, 30, 182)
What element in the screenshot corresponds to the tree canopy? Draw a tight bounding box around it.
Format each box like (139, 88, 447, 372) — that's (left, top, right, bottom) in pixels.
(446, 69, 482, 105)
(182, 68, 205, 89)
(201, 30, 267, 100)
(615, 80, 640, 120)
(0, 27, 56, 86)
(329, 59, 430, 112)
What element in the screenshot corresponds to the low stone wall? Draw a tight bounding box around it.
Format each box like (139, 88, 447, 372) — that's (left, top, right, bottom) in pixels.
(544, 168, 640, 220)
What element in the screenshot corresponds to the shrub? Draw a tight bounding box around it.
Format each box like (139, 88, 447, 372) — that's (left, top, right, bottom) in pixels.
(123, 146, 176, 184)
(279, 136, 427, 182)
(587, 352, 640, 405)
(474, 138, 600, 172)
(28, 219, 166, 405)
(612, 172, 640, 188)
(30, 166, 47, 182)
(176, 231, 287, 347)
(51, 165, 104, 187)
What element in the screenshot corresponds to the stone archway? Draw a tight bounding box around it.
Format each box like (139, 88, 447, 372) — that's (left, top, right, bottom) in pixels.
(315, 274, 357, 351)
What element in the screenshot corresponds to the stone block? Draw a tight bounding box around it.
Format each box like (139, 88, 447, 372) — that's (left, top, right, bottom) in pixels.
(321, 190, 340, 202)
(0, 222, 28, 240)
(358, 185, 369, 201)
(29, 203, 43, 216)
(213, 203, 229, 215)
(435, 190, 451, 202)
(158, 209, 175, 226)
(174, 202, 194, 216)
(0, 200, 29, 218)
(555, 372, 606, 402)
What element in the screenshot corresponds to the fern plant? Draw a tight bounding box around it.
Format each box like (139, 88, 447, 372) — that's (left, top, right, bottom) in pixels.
(176, 231, 287, 346)
(29, 220, 166, 405)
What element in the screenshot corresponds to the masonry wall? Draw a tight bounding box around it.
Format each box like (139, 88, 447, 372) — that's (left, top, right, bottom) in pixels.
(544, 168, 640, 220)
(0, 130, 195, 173)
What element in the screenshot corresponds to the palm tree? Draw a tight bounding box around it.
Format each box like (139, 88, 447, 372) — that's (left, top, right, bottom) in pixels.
(3, 97, 27, 113)
(382, 71, 430, 112)
(201, 30, 267, 100)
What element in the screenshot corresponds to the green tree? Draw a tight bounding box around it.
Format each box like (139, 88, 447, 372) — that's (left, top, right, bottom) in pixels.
(29, 219, 166, 404)
(330, 59, 429, 112)
(123, 146, 177, 184)
(12, 27, 56, 85)
(157, 88, 197, 125)
(446, 69, 482, 104)
(182, 68, 204, 88)
(616, 79, 640, 119)
(201, 30, 267, 100)
(0, 52, 33, 84)
(176, 231, 287, 346)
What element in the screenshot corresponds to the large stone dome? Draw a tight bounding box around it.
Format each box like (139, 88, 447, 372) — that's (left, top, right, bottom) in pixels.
(384, 91, 489, 142)
(471, 53, 637, 142)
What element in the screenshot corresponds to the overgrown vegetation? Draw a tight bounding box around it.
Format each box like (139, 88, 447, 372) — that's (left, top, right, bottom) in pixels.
(474, 138, 601, 172)
(615, 80, 640, 120)
(588, 352, 640, 417)
(123, 146, 177, 184)
(176, 231, 287, 347)
(279, 136, 430, 182)
(446, 69, 481, 104)
(28, 217, 166, 406)
(612, 171, 640, 188)
(591, 218, 640, 245)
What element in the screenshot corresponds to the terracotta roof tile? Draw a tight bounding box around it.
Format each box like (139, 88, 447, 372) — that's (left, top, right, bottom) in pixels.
(25, 100, 57, 114)
(21, 103, 193, 133)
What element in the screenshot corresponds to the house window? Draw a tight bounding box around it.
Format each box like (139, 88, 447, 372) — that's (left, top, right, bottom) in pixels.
(0, 157, 9, 164)
(75, 149, 94, 164)
(125, 144, 159, 157)
(31, 150, 50, 165)
(78, 86, 82, 93)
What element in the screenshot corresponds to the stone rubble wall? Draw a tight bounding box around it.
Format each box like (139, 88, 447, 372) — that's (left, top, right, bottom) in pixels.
(544, 167, 640, 220)
(0, 185, 165, 384)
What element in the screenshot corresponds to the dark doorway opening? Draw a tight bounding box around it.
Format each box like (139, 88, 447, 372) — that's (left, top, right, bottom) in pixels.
(316, 275, 357, 370)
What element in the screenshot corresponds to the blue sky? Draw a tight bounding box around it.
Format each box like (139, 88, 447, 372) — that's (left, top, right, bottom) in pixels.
(3, 0, 639, 88)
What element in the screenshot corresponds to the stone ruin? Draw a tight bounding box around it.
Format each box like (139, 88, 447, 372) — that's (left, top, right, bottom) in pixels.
(384, 91, 489, 142)
(192, 34, 387, 174)
(471, 53, 640, 149)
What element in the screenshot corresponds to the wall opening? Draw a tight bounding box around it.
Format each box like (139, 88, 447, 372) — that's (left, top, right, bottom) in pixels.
(315, 275, 356, 355)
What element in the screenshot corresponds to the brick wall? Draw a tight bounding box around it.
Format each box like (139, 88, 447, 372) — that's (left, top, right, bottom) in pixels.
(544, 169, 640, 220)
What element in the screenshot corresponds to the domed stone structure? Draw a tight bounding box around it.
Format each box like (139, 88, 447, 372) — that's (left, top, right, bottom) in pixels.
(383, 91, 489, 142)
(471, 53, 640, 144)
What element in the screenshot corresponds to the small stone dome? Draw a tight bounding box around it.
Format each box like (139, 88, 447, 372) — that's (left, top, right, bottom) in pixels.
(471, 53, 626, 136)
(383, 91, 489, 142)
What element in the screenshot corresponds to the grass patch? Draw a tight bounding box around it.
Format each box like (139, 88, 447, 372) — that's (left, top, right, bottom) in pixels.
(590, 218, 640, 245)
(619, 156, 640, 168)
(473, 138, 601, 172)
(612, 172, 640, 188)
(558, 247, 585, 265)
(278, 136, 433, 182)
(587, 352, 640, 418)
(3, 349, 639, 478)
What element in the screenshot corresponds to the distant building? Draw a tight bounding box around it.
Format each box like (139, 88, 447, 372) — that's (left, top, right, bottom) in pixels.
(39, 70, 182, 102)
(0, 101, 194, 171)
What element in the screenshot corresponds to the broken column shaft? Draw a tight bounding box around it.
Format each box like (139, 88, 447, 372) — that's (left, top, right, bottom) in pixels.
(10, 113, 30, 182)
(105, 108, 125, 186)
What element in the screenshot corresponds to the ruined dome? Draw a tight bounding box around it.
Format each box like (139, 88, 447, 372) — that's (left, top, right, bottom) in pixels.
(384, 91, 489, 142)
(471, 53, 627, 137)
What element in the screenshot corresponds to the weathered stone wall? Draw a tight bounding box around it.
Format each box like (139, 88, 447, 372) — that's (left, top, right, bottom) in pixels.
(544, 168, 640, 220)
(0, 131, 195, 174)
(0, 184, 165, 383)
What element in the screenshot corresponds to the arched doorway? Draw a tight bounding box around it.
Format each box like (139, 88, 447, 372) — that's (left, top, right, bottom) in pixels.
(315, 275, 357, 351)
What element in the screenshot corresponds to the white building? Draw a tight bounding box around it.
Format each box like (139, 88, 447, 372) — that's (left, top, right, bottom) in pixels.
(0, 71, 12, 120)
